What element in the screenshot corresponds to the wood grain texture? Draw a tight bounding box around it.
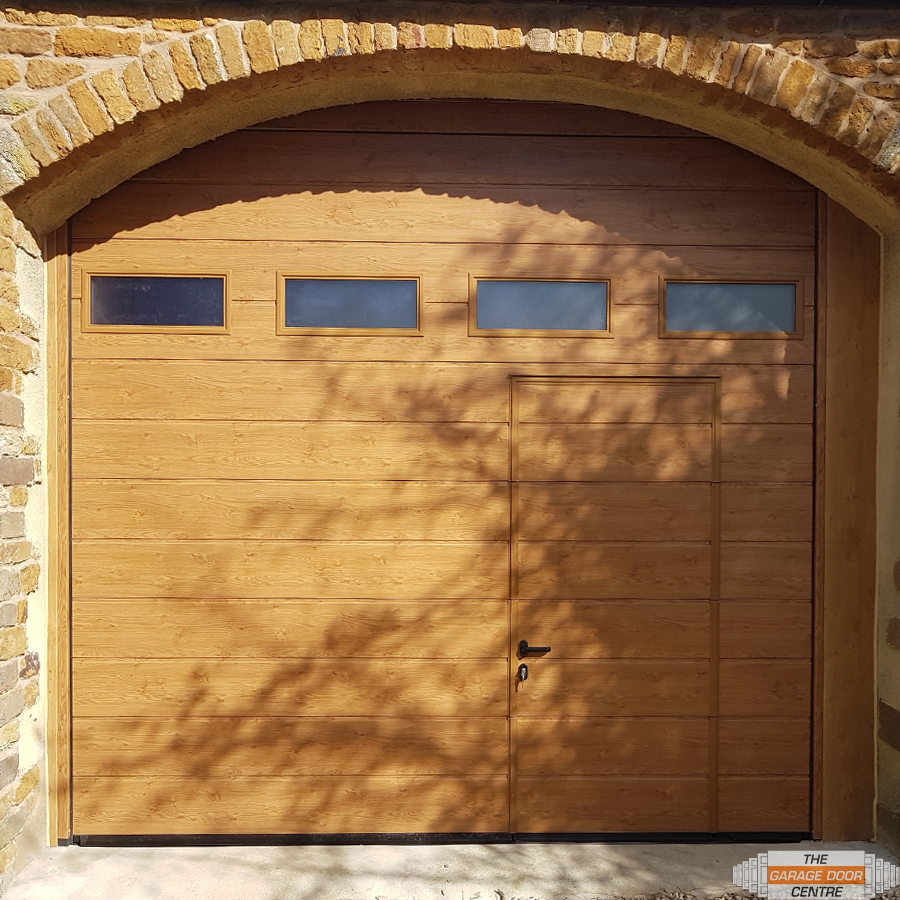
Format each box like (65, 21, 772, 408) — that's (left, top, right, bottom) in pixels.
(516, 718, 709, 776)
(719, 601, 812, 659)
(518, 542, 711, 600)
(515, 777, 709, 832)
(71, 421, 508, 481)
(517, 483, 711, 542)
(717, 777, 810, 831)
(719, 366, 814, 423)
(73, 599, 509, 659)
(73, 775, 510, 834)
(719, 718, 810, 775)
(72, 480, 510, 541)
(720, 543, 812, 600)
(719, 660, 811, 716)
(516, 424, 713, 482)
(72, 658, 509, 717)
(513, 660, 709, 716)
(73, 716, 509, 776)
(720, 484, 813, 542)
(515, 600, 710, 658)
(721, 425, 813, 481)
(72, 184, 816, 247)
(72, 540, 509, 599)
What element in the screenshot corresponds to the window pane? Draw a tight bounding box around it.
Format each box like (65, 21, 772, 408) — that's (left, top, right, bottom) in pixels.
(284, 279, 418, 329)
(90, 275, 225, 327)
(665, 282, 796, 333)
(476, 281, 608, 331)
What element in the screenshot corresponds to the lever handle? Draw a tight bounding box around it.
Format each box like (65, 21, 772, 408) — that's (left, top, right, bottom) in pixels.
(518, 639, 551, 657)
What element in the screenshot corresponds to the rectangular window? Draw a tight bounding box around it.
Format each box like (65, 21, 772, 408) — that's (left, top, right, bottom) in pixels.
(470, 278, 611, 337)
(661, 280, 799, 337)
(84, 273, 228, 333)
(278, 277, 421, 335)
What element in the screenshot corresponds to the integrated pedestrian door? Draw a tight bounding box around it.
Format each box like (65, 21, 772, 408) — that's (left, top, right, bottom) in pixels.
(68, 101, 815, 837)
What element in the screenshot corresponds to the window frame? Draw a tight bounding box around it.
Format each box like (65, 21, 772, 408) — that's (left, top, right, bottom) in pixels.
(81, 270, 231, 334)
(468, 274, 614, 338)
(276, 274, 423, 336)
(658, 276, 804, 340)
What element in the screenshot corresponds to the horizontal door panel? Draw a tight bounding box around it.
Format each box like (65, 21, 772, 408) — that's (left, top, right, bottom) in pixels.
(513, 661, 710, 716)
(516, 600, 710, 658)
(74, 775, 510, 835)
(516, 777, 709, 833)
(720, 366, 814, 424)
(518, 542, 711, 600)
(719, 660, 811, 716)
(71, 360, 510, 423)
(719, 601, 811, 659)
(516, 381, 714, 424)
(719, 718, 810, 776)
(71, 421, 508, 481)
(72, 185, 816, 247)
(717, 777, 810, 832)
(72, 658, 508, 717)
(73, 540, 509, 599)
(73, 716, 509, 776)
(72, 301, 816, 366)
(74, 599, 509, 659)
(720, 543, 812, 600)
(721, 425, 813, 482)
(720, 484, 813, 542)
(516, 425, 713, 482)
(517, 483, 711, 542)
(72, 480, 510, 541)
(516, 717, 709, 776)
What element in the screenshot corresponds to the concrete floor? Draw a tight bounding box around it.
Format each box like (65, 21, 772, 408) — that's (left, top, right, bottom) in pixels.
(4, 840, 895, 900)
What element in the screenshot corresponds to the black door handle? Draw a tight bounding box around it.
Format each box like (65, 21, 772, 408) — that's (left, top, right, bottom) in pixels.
(518, 640, 551, 657)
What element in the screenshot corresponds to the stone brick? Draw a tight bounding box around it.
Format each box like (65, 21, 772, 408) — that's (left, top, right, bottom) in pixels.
(725, 14, 775, 38)
(0, 603, 13, 628)
(556, 29, 579, 55)
(866, 83, 900, 101)
(776, 59, 818, 114)
(860, 111, 896, 158)
(348, 23, 374, 55)
(799, 71, 836, 124)
(0, 60, 18, 89)
(373, 23, 395, 53)
(35, 108, 72, 160)
(748, 50, 790, 105)
(0, 240, 13, 272)
(142, 49, 183, 103)
(455, 24, 494, 51)
(525, 28, 554, 53)
(271, 21, 300, 66)
(8, 488, 24, 508)
(0, 27, 52, 56)
(581, 31, 605, 58)
(322, 19, 348, 57)
(10, 118, 52, 169)
(0, 511, 22, 537)
(685, 32, 721, 81)
(838, 95, 876, 148)
(242, 21, 278, 73)
(214, 24, 249, 80)
(169, 41, 204, 90)
(0, 790, 35, 846)
(203, 18, 222, 27)
(47, 94, 90, 149)
(0, 457, 32, 486)
(398, 22, 425, 51)
(0, 786, 12, 822)
(13, 764, 37, 805)
(299, 20, 325, 60)
(0, 367, 13, 392)
(55, 27, 142, 58)
(151, 18, 200, 33)
(68, 80, 113, 137)
(859, 40, 900, 60)
(777, 40, 804, 56)
(0, 397, 21, 431)
(881, 62, 900, 77)
(803, 38, 857, 59)
(0, 687, 22, 728)
(826, 58, 877, 79)
(18, 563, 36, 594)
(819, 82, 859, 137)
(0, 306, 18, 334)
(425, 24, 452, 50)
(83, 16, 142, 28)
(733, 44, 764, 95)
(23, 677, 36, 708)
(662, 34, 688, 76)
(0, 720, 17, 749)
(0, 749, 16, 790)
(15, 599, 24, 624)
(20, 651, 37, 679)
(0, 542, 28, 566)
(121, 60, 160, 112)
(604, 33, 633, 63)
(91, 70, 136, 124)
(713, 41, 742, 86)
(635, 31, 663, 68)
(25, 59, 85, 90)
(0, 626, 24, 661)
(497, 28, 522, 50)
(0, 92, 35, 116)
(0, 659, 13, 695)
(188, 33, 224, 85)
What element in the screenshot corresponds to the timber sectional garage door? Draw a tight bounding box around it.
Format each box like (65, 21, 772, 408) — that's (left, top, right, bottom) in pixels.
(68, 101, 814, 837)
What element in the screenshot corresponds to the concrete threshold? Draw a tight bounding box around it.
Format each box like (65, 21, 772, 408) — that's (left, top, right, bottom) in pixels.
(5, 840, 895, 900)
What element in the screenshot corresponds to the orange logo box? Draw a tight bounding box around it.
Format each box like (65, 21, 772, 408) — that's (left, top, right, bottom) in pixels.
(768, 869, 867, 885)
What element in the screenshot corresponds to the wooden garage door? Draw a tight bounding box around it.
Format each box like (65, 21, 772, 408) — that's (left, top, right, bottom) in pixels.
(68, 101, 814, 837)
